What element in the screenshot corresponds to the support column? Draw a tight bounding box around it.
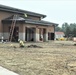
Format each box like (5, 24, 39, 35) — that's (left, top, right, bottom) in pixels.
(0, 22, 3, 39)
(34, 28, 39, 42)
(44, 28, 48, 41)
(27, 28, 30, 41)
(19, 25, 25, 41)
(41, 28, 43, 40)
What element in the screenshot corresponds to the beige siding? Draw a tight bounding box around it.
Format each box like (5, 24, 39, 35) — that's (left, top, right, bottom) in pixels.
(24, 24, 48, 29)
(0, 11, 14, 32)
(0, 11, 41, 33)
(3, 23, 54, 34)
(48, 26, 54, 33)
(27, 15, 40, 20)
(0, 9, 55, 42)
(0, 11, 12, 20)
(3, 25, 9, 32)
(0, 21, 2, 32)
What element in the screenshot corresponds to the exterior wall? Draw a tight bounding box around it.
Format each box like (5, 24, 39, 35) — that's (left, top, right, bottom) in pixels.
(0, 11, 13, 21)
(47, 25, 55, 40)
(0, 11, 40, 21)
(27, 15, 40, 20)
(25, 24, 49, 29)
(48, 26, 54, 33)
(2, 22, 55, 42)
(0, 21, 3, 39)
(0, 11, 41, 36)
(0, 11, 15, 39)
(24, 24, 50, 42)
(2, 23, 25, 41)
(2, 24, 10, 40)
(0, 11, 55, 42)
(0, 11, 40, 41)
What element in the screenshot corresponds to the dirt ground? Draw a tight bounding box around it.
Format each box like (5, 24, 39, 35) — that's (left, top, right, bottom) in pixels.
(0, 41, 76, 75)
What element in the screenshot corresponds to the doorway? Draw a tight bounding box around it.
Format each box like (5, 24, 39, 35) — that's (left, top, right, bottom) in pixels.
(25, 27, 35, 41)
(48, 32, 54, 40)
(51, 33, 54, 40)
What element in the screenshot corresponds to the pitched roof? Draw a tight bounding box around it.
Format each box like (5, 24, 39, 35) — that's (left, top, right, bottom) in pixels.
(2, 15, 58, 26)
(55, 32, 65, 35)
(0, 4, 46, 18)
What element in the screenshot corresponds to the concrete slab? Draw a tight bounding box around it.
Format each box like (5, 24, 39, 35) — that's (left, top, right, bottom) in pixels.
(0, 66, 19, 75)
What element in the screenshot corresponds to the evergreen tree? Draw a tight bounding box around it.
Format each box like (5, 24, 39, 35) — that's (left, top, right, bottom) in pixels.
(62, 23, 69, 32)
(65, 26, 71, 37)
(55, 26, 62, 31)
(72, 28, 76, 37)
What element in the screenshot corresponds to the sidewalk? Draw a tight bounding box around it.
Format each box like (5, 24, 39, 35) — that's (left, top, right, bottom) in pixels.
(0, 66, 19, 75)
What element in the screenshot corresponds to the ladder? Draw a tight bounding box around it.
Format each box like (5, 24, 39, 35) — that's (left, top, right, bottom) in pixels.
(9, 15, 17, 42)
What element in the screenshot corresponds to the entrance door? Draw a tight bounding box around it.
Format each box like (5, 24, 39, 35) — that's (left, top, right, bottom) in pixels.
(51, 33, 54, 40)
(48, 33, 54, 40)
(25, 27, 35, 41)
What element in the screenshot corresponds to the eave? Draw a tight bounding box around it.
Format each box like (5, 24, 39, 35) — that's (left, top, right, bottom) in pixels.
(0, 5, 46, 18)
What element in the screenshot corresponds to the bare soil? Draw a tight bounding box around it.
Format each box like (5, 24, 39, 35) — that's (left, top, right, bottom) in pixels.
(0, 41, 76, 75)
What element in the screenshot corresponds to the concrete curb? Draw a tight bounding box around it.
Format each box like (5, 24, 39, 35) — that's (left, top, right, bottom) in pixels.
(0, 66, 19, 75)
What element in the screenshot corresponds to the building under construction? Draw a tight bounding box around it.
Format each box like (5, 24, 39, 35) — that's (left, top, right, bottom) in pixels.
(0, 5, 58, 42)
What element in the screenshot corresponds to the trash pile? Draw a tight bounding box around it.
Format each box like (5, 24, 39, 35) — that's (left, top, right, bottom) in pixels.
(27, 45, 42, 48)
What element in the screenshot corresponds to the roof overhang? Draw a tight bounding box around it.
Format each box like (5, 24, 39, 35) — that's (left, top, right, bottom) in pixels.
(0, 5, 46, 18)
(2, 15, 58, 26)
(2, 19, 58, 26)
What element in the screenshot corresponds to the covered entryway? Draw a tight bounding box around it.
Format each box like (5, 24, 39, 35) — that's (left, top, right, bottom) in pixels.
(25, 27, 35, 41)
(38, 28, 48, 42)
(48, 33, 54, 40)
(51, 33, 54, 40)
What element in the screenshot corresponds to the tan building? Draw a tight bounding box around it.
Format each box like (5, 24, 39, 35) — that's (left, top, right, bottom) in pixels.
(0, 5, 58, 42)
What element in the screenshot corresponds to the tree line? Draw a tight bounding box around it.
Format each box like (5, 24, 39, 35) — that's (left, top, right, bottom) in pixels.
(55, 23, 76, 37)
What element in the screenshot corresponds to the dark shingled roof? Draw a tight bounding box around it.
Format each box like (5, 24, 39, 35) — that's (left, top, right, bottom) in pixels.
(2, 15, 58, 26)
(0, 4, 46, 18)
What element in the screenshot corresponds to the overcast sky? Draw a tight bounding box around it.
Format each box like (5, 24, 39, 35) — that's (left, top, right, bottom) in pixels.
(0, 0, 76, 26)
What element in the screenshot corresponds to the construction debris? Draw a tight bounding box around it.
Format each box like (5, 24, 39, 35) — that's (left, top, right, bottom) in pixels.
(27, 45, 42, 48)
